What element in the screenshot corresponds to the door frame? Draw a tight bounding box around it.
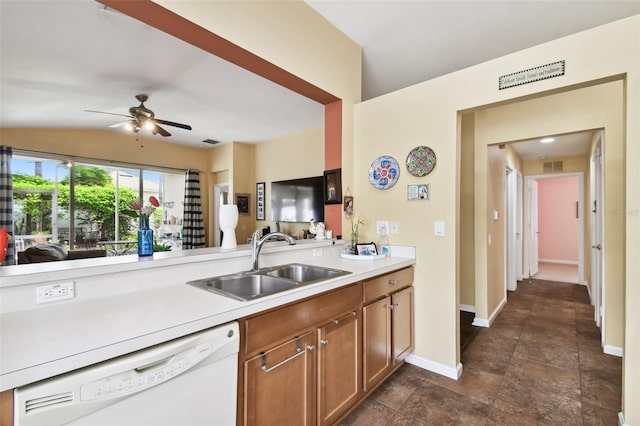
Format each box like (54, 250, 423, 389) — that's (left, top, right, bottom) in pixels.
(523, 172, 585, 283)
(504, 165, 518, 291)
(590, 132, 605, 338)
(213, 183, 229, 247)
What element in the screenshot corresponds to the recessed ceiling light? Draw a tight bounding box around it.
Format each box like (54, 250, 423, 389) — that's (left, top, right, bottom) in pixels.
(540, 137, 555, 144)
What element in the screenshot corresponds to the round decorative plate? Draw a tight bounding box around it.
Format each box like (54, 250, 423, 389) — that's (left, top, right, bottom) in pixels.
(406, 146, 436, 177)
(369, 155, 400, 190)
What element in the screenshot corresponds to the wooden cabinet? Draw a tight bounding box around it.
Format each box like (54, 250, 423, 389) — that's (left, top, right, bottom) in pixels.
(0, 389, 13, 426)
(317, 311, 361, 425)
(239, 266, 414, 425)
(244, 332, 316, 426)
(238, 283, 363, 426)
(363, 267, 414, 392)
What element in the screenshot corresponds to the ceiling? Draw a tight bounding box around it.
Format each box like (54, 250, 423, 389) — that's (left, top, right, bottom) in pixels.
(1, 1, 638, 153)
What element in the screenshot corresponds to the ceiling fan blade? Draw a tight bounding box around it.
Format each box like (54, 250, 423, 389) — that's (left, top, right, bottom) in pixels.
(85, 110, 133, 119)
(153, 124, 172, 137)
(108, 120, 130, 128)
(155, 118, 192, 131)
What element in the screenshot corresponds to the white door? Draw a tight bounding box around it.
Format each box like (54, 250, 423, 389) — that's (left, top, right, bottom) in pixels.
(528, 179, 539, 277)
(590, 135, 604, 331)
(516, 172, 524, 280)
(505, 166, 517, 291)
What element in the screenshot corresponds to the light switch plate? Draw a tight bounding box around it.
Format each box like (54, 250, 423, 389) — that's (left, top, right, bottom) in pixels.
(376, 221, 389, 235)
(434, 220, 445, 237)
(390, 222, 399, 235)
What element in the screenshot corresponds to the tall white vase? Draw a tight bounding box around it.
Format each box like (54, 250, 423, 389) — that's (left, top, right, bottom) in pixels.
(219, 204, 239, 249)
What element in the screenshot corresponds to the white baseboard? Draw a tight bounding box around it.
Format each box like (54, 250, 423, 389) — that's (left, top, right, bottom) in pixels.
(405, 354, 463, 380)
(471, 297, 506, 328)
(459, 304, 475, 313)
(539, 258, 579, 265)
(472, 317, 490, 327)
(604, 345, 623, 357)
(618, 411, 625, 426)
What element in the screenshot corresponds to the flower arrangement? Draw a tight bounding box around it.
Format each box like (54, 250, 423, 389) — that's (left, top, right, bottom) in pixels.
(132, 196, 160, 218)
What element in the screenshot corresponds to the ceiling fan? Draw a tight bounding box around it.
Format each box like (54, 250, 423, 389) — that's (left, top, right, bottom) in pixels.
(85, 94, 192, 137)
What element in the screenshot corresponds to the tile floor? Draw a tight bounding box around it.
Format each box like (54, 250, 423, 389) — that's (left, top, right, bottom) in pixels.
(534, 261, 579, 284)
(340, 279, 622, 425)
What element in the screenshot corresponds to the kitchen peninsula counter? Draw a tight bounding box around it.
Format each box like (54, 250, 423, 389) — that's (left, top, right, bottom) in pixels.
(0, 240, 415, 392)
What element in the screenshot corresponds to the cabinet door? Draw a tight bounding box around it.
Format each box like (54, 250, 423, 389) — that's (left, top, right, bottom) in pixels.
(392, 286, 414, 364)
(244, 332, 316, 426)
(363, 296, 392, 392)
(317, 311, 361, 425)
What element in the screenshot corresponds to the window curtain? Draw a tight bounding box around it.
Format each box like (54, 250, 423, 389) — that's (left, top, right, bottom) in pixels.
(0, 146, 15, 265)
(182, 169, 205, 249)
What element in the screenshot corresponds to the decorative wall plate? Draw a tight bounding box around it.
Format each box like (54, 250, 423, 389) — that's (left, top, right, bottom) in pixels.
(406, 146, 436, 177)
(369, 155, 400, 190)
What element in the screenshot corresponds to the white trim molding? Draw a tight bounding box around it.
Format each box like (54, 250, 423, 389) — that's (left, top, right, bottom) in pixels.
(472, 298, 506, 328)
(618, 411, 626, 426)
(405, 354, 463, 380)
(538, 258, 579, 265)
(604, 345, 623, 357)
(459, 304, 475, 313)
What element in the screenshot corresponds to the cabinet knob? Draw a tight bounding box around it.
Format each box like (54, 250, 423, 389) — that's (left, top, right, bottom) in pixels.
(307, 345, 315, 352)
(321, 339, 329, 346)
(389, 279, 397, 286)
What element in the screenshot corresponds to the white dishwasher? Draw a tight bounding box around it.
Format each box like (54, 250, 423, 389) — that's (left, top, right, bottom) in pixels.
(14, 321, 239, 426)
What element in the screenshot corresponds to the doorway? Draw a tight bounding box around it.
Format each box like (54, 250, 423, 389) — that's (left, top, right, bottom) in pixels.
(590, 132, 604, 339)
(213, 183, 229, 247)
(504, 166, 522, 291)
(524, 173, 584, 284)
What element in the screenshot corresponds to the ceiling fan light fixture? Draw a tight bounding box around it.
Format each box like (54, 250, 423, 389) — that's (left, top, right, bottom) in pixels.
(144, 120, 155, 130)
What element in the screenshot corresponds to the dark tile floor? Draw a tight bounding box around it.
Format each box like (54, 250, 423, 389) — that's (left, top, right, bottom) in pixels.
(340, 279, 622, 425)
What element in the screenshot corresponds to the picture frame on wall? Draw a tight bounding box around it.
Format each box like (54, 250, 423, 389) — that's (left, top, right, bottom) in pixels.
(235, 193, 250, 215)
(256, 182, 265, 221)
(323, 168, 342, 204)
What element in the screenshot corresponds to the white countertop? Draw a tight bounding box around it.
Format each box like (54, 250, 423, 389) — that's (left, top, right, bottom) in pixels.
(0, 241, 415, 391)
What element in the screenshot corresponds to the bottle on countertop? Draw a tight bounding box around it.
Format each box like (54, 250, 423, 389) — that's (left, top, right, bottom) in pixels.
(376, 225, 390, 257)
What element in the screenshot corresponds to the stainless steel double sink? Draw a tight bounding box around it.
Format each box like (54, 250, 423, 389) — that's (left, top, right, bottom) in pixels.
(186, 263, 351, 301)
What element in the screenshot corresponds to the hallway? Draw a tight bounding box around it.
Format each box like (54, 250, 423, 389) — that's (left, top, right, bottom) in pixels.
(341, 279, 622, 425)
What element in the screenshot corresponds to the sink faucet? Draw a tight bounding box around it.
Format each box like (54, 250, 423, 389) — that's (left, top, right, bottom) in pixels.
(251, 226, 296, 271)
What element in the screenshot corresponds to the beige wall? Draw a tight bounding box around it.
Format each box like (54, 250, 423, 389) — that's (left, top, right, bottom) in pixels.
(255, 126, 325, 237)
(474, 81, 624, 351)
(459, 114, 475, 309)
(355, 16, 638, 421)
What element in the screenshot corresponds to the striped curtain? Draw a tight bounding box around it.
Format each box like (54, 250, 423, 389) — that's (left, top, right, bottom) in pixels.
(182, 169, 205, 249)
(0, 146, 15, 265)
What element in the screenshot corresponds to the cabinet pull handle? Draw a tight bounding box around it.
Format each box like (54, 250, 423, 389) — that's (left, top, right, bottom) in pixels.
(389, 279, 397, 286)
(261, 337, 304, 373)
(321, 339, 329, 346)
(384, 304, 394, 310)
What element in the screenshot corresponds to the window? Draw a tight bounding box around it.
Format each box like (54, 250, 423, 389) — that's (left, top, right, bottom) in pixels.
(12, 152, 185, 256)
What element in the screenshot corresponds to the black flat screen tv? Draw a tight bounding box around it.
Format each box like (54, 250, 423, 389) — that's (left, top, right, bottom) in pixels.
(271, 176, 324, 223)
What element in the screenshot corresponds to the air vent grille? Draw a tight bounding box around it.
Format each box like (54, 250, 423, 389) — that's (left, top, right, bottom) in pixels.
(543, 161, 563, 173)
(25, 392, 74, 413)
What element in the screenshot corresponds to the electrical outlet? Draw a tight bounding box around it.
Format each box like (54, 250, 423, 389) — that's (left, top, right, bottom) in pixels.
(313, 248, 323, 257)
(390, 222, 399, 235)
(376, 221, 389, 235)
(36, 282, 75, 304)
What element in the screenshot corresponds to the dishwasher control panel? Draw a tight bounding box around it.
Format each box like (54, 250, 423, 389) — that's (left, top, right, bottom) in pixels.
(80, 342, 212, 401)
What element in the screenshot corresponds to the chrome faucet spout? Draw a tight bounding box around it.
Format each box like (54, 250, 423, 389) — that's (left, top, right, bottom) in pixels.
(251, 227, 296, 271)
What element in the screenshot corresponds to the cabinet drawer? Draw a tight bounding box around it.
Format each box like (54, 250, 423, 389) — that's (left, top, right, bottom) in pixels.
(363, 267, 413, 303)
(243, 283, 362, 356)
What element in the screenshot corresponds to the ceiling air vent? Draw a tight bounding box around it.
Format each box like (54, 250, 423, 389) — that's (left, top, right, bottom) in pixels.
(202, 139, 220, 145)
(543, 161, 563, 173)
(25, 392, 74, 413)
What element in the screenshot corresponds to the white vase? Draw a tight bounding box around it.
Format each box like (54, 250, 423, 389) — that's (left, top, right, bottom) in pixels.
(219, 204, 239, 249)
